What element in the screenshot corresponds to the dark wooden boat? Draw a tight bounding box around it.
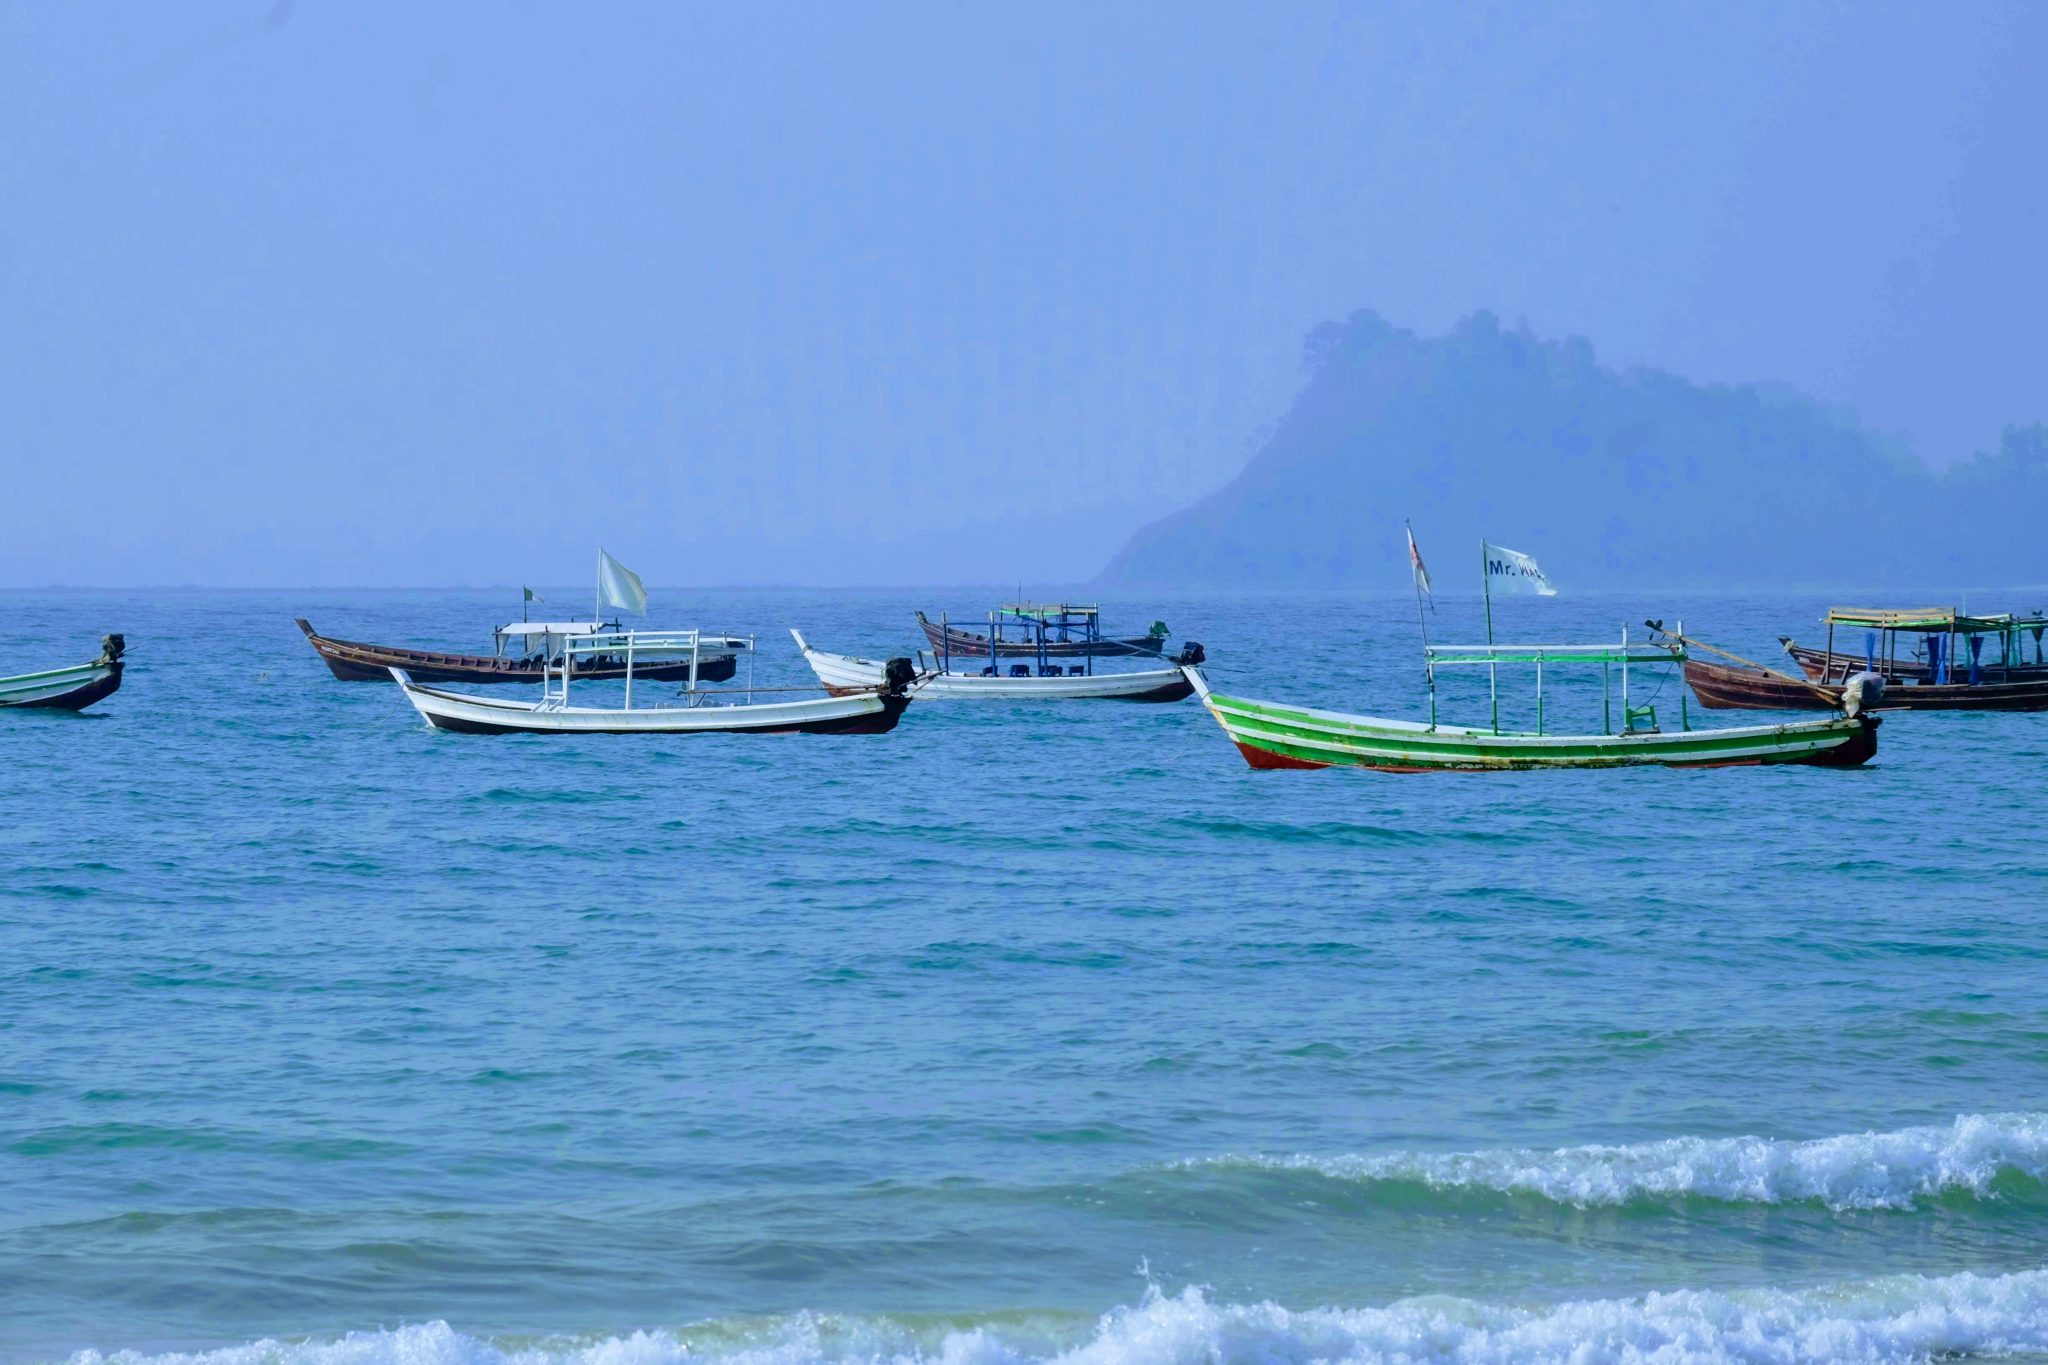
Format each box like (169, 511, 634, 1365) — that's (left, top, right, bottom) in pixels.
(297, 619, 738, 685)
(0, 635, 125, 711)
(1686, 656, 2048, 712)
(916, 608, 1166, 658)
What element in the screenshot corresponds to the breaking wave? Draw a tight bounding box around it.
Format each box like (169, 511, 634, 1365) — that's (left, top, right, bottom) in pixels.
(1187, 1113, 2048, 1211)
(64, 1269, 2048, 1365)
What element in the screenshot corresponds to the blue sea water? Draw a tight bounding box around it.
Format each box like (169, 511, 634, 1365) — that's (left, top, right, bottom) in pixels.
(4, 587, 2048, 1364)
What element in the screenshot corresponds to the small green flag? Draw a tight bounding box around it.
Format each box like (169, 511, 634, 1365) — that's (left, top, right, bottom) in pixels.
(524, 586, 544, 603)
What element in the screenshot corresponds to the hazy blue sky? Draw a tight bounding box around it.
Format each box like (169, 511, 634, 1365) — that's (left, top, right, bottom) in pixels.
(4, 2, 2043, 587)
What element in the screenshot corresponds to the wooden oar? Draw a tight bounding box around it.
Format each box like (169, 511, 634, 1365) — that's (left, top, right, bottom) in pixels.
(1642, 621, 1842, 705)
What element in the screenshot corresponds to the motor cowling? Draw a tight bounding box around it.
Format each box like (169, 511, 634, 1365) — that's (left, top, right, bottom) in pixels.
(882, 657, 917, 695)
(1173, 641, 1206, 666)
(1840, 670, 1884, 718)
(99, 633, 126, 664)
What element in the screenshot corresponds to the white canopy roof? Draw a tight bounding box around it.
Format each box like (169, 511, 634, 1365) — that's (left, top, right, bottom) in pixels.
(495, 621, 606, 637)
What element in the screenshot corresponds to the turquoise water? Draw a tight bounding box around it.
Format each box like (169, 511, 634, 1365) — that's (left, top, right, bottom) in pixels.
(5, 588, 2048, 1364)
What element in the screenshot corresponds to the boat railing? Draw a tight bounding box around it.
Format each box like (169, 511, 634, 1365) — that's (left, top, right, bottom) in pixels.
(1425, 643, 1684, 666)
(1422, 627, 1687, 737)
(545, 629, 760, 710)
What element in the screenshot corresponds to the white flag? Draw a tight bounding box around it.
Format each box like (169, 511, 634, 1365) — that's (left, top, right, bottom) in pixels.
(1484, 543, 1557, 596)
(1405, 521, 1432, 597)
(597, 550, 648, 616)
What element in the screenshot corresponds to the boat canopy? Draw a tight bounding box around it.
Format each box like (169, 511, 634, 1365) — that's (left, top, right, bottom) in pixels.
(496, 621, 607, 637)
(997, 602, 1101, 619)
(492, 621, 752, 663)
(1824, 607, 2021, 634)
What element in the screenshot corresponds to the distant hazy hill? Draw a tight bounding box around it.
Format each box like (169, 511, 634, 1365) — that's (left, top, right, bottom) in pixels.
(1101, 310, 2045, 590)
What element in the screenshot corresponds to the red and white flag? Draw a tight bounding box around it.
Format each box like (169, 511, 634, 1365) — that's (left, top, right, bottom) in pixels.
(1405, 521, 1432, 598)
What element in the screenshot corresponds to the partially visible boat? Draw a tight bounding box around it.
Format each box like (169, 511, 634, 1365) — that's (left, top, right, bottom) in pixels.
(1782, 607, 2048, 686)
(1185, 627, 1881, 772)
(1682, 607, 2048, 712)
(298, 618, 740, 685)
(1687, 656, 2048, 712)
(917, 606, 1167, 658)
(793, 631, 1198, 702)
(393, 629, 914, 736)
(0, 635, 125, 712)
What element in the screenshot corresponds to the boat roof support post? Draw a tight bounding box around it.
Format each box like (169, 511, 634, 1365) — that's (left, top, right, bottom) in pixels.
(1483, 540, 1498, 734)
(1621, 624, 1630, 732)
(1678, 620, 1689, 730)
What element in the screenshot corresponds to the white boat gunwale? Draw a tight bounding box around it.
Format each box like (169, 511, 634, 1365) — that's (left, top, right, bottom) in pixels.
(793, 630, 1194, 702)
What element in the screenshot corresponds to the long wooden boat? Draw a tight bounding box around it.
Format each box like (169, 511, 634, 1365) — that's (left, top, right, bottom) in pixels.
(1187, 668, 1878, 771)
(1687, 656, 2048, 712)
(916, 608, 1166, 658)
(1679, 606, 2048, 711)
(793, 631, 1195, 702)
(391, 628, 914, 736)
(0, 635, 125, 712)
(297, 618, 738, 685)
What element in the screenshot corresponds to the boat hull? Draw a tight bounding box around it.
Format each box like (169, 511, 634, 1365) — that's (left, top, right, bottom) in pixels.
(915, 612, 1163, 658)
(393, 672, 909, 735)
(1689, 657, 2048, 712)
(795, 633, 1192, 702)
(0, 658, 123, 711)
(298, 619, 737, 685)
(1187, 668, 1877, 771)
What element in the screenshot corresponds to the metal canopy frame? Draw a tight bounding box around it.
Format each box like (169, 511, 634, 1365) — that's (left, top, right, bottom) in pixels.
(544, 629, 758, 710)
(939, 606, 1106, 679)
(1818, 607, 2048, 684)
(1423, 626, 1688, 736)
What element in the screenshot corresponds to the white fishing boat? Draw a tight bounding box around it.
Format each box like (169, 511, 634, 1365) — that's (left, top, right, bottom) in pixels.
(1, 635, 125, 712)
(393, 629, 915, 736)
(792, 630, 1199, 702)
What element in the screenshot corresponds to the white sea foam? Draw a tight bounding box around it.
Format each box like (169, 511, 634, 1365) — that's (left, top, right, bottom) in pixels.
(1193, 1112, 2048, 1211)
(63, 1269, 2048, 1365)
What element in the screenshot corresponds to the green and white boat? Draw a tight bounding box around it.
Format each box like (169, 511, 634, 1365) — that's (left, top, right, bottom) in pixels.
(1183, 628, 1880, 773)
(0, 635, 126, 713)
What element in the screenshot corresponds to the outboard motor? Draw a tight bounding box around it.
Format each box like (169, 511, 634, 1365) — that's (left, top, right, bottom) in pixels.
(1172, 641, 1206, 667)
(99, 633, 126, 664)
(882, 657, 917, 695)
(1840, 670, 1885, 718)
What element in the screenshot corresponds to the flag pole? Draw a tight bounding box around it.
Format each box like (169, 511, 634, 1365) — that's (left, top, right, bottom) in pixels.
(1408, 520, 1434, 727)
(1482, 541, 1498, 733)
